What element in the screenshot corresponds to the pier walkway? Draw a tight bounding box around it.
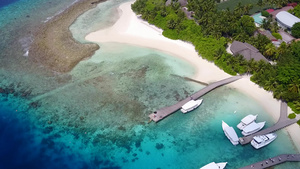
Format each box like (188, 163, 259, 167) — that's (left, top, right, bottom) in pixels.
(149, 76, 242, 122)
(239, 102, 299, 145)
(239, 154, 300, 169)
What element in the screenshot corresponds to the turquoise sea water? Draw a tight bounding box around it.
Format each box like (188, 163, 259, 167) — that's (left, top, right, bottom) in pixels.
(0, 0, 299, 169)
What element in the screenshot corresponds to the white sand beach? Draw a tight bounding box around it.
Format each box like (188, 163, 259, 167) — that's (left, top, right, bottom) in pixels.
(85, 1, 300, 152)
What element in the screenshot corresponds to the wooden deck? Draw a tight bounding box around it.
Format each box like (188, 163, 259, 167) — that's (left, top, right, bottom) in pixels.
(239, 154, 300, 169)
(149, 76, 242, 122)
(239, 102, 299, 145)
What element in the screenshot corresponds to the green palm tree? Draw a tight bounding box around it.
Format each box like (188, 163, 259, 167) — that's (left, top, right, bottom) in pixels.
(257, 0, 264, 9)
(276, 0, 288, 8)
(288, 79, 300, 94)
(266, 77, 277, 91)
(214, 48, 224, 60)
(264, 80, 274, 91)
(271, 21, 279, 33)
(273, 85, 284, 100)
(243, 4, 253, 15)
(142, 10, 151, 20)
(261, 19, 271, 30)
(293, 101, 300, 111)
(234, 2, 243, 17)
(264, 43, 277, 59)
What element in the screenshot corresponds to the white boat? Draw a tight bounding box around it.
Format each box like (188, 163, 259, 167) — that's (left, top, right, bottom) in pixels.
(242, 121, 265, 136)
(251, 133, 277, 149)
(180, 99, 203, 113)
(222, 121, 239, 145)
(200, 162, 227, 169)
(237, 114, 258, 130)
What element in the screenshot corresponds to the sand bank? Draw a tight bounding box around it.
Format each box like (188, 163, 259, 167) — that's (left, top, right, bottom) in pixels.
(29, 0, 106, 73)
(85, 2, 300, 152)
(86, 2, 230, 83)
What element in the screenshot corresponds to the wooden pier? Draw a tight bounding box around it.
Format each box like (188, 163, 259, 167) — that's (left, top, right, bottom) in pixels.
(239, 154, 300, 169)
(149, 76, 242, 122)
(239, 102, 299, 145)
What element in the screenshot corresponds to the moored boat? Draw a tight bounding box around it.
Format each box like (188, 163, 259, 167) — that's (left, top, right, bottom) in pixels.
(237, 114, 258, 130)
(180, 99, 203, 113)
(200, 162, 227, 169)
(222, 121, 239, 145)
(251, 133, 277, 149)
(242, 121, 265, 136)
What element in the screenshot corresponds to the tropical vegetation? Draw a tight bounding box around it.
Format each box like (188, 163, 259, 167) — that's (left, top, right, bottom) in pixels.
(272, 32, 282, 39)
(131, 0, 300, 124)
(288, 113, 296, 119)
(294, 4, 300, 17)
(291, 22, 300, 38)
(261, 10, 270, 17)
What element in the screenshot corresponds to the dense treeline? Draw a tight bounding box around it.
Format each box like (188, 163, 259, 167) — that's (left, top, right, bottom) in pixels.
(187, 0, 255, 39)
(257, 0, 290, 8)
(131, 0, 300, 116)
(132, 0, 227, 59)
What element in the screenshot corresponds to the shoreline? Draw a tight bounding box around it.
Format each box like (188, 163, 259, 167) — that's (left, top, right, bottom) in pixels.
(85, 1, 300, 152)
(29, 0, 106, 73)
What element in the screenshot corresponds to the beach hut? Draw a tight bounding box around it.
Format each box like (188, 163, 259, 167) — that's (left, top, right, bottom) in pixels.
(230, 41, 269, 62)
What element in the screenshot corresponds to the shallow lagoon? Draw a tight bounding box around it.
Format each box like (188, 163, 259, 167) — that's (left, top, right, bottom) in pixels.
(0, 0, 299, 168)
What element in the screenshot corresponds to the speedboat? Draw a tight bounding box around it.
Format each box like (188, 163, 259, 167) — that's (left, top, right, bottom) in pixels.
(242, 121, 265, 136)
(181, 99, 203, 113)
(237, 114, 258, 130)
(251, 133, 277, 149)
(200, 162, 227, 169)
(222, 121, 239, 145)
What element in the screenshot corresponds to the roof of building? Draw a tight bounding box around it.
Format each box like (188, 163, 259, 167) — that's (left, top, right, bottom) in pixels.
(182, 7, 193, 20)
(178, 0, 188, 6)
(276, 11, 300, 28)
(270, 6, 294, 18)
(166, 0, 188, 6)
(287, 3, 298, 7)
(278, 30, 295, 43)
(257, 30, 277, 41)
(266, 9, 275, 13)
(230, 41, 269, 62)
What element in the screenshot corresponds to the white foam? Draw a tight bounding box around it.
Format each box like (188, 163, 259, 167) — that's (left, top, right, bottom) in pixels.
(19, 35, 33, 57)
(23, 50, 29, 57)
(42, 0, 80, 23)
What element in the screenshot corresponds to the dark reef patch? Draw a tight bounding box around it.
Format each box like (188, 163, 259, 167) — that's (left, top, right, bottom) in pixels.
(155, 143, 164, 150)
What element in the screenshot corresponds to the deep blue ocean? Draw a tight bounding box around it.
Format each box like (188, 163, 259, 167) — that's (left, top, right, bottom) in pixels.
(0, 0, 299, 169)
(0, 0, 19, 7)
